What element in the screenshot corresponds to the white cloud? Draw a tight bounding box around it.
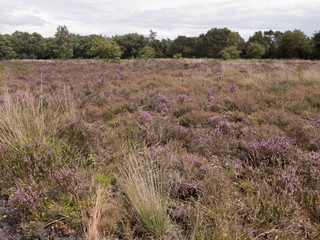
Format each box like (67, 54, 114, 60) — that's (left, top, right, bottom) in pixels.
(0, 0, 319, 39)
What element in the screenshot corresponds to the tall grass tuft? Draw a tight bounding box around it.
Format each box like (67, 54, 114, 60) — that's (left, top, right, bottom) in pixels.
(121, 154, 172, 237)
(0, 87, 75, 149)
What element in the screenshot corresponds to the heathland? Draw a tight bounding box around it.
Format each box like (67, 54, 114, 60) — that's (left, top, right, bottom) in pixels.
(0, 59, 319, 239)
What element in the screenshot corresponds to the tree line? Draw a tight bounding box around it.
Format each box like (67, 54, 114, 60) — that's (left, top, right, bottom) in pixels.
(1, 25, 320, 60)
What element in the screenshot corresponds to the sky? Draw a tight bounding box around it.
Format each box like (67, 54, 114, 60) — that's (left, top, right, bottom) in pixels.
(0, 0, 319, 40)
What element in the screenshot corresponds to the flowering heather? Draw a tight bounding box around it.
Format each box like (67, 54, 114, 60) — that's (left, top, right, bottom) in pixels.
(10, 90, 35, 103)
(230, 84, 237, 93)
(248, 136, 297, 164)
(9, 183, 40, 218)
(206, 90, 216, 101)
(207, 115, 233, 137)
(176, 94, 192, 104)
(184, 153, 205, 166)
(114, 70, 128, 80)
(205, 103, 223, 112)
(1, 59, 320, 239)
(53, 168, 80, 194)
(137, 111, 153, 124)
(295, 151, 320, 191)
(158, 102, 168, 113)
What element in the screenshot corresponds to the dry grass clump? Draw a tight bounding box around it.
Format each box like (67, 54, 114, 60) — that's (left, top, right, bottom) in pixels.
(82, 185, 122, 240)
(120, 154, 172, 238)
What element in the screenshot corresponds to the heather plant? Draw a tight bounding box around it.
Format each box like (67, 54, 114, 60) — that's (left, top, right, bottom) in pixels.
(9, 181, 40, 219)
(247, 136, 297, 165)
(0, 59, 320, 238)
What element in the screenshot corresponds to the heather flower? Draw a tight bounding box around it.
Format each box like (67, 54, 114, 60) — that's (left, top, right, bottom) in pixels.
(9, 184, 40, 218)
(114, 70, 128, 80)
(184, 153, 205, 166)
(158, 102, 168, 113)
(10, 90, 35, 103)
(207, 90, 216, 101)
(248, 136, 296, 164)
(53, 168, 80, 194)
(208, 115, 232, 136)
(137, 111, 153, 124)
(176, 94, 192, 104)
(205, 103, 223, 113)
(230, 84, 236, 93)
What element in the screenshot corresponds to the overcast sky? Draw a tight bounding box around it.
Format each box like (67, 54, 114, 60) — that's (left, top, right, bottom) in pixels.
(1, 0, 319, 40)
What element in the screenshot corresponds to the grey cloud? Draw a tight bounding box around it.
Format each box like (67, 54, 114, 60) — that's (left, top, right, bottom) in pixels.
(0, 0, 319, 39)
(0, 14, 46, 26)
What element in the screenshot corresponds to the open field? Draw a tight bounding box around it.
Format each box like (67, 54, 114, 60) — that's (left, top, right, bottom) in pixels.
(0, 59, 319, 239)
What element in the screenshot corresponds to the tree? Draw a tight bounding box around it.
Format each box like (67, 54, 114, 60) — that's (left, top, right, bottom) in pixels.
(138, 45, 156, 59)
(311, 31, 320, 59)
(90, 36, 122, 60)
(168, 36, 197, 58)
(219, 46, 240, 60)
(39, 37, 57, 59)
(0, 35, 16, 60)
(246, 42, 266, 59)
(54, 25, 73, 59)
(112, 33, 149, 59)
(9, 31, 44, 59)
(148, 29, 157, 43)
(277, 30, 311, 59)
(263, 30, 283, 58)
(197, 28, 244, 58)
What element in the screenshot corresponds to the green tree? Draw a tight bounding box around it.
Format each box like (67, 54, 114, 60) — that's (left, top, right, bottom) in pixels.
(219, 46, 240, 60)
(247, 31, 265, 46)
(197, 28, 244, 58)
(277, 30, 311, 59)
(39, 37, 57, 59)
(311, 31, 320, 59)
(246, 42, 266, 58)
(90, 36, 122, 60)
(263, 30, 283, 58)
(9, 31, 44, 59)
(0, 35, 16, 60)
(54, 25, 73, 59)
(138, 45, 156, 59)
(112, 33, 148, 58)
(168, 35, 197, 58)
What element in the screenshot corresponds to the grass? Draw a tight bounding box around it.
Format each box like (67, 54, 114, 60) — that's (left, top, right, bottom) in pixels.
(0, 59, 319, 239)
(120, 154, 172, 238)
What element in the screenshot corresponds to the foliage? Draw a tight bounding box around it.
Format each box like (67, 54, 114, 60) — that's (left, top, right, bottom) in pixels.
(219, 46, 240, 60)
(312, 31, 320, 59)
(54, 25, 73, 59)
(168, 35, 197, 58)
(138, 45, 156, 59)
(197, 27, 244, 58)
(112, 33, 149, 58)
(90, 36, 122, 60)
(277, 30, 312, 59)
(0, 35, 16, 60)
(246, 42, 266, 58)
(1, 26, 320, 59)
